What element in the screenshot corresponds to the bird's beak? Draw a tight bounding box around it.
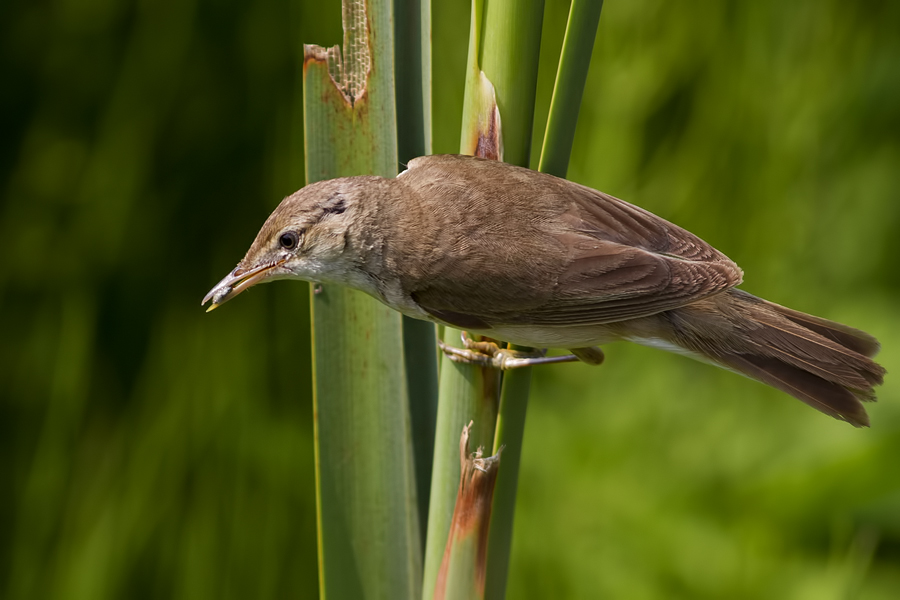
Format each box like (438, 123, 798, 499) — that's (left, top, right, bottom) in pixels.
(202, 259, 285, 312)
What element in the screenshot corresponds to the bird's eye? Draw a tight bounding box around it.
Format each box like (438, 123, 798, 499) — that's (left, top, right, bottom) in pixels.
(279, 231, 299, 250)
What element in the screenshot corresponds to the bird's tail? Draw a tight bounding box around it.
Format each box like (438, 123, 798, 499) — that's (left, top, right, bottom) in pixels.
(666, 289, 885, 426)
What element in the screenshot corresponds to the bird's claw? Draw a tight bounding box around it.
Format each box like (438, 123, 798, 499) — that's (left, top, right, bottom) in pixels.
(438, 332, 582, 370)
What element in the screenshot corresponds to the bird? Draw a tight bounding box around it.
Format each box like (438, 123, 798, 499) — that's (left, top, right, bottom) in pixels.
(203, 154, 885, 426)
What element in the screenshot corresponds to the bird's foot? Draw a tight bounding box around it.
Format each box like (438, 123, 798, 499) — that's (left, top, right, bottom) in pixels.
(438, 332, 583, 370)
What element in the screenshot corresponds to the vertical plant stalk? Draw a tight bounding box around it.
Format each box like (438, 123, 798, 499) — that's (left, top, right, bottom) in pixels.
(421, 1, 502, 597)
(483, 355, 531, 597)
(395, 0, 439, 553)
(395, 0, 432, 162)
(458, 0, 502, 160)
(425, 0, 548, 597)
(433, 423, 503, 600)
(423, 331, 501, 599)
(486, 3, 604, 598)
(478, 0, 545, 168)
(471, 1, 547, 599)
(303, 1, 421, 598)
(538, 0, 604, 178)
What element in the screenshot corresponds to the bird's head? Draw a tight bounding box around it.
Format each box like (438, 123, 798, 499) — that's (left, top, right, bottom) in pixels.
(202, 176, 378, 311)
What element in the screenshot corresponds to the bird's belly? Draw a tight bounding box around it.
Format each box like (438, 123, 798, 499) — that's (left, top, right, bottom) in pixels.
(471, 324, 622, 349)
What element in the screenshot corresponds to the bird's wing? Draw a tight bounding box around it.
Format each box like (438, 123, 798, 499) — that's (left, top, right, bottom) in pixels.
(405, 158, 742, 328)
(501, 186, 744, 325)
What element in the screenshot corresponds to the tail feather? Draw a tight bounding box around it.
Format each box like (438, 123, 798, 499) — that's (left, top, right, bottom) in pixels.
(668, 289, 886, 427)
(723, 353, 872, 427)
(763, 299, 881, 358)
(744, 304, 882, 391)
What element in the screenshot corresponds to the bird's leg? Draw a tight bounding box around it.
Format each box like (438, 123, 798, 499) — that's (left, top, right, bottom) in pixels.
(437, 331, 584, 370)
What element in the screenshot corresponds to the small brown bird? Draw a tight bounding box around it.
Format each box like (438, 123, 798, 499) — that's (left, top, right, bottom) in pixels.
(203, 155, 885, 426)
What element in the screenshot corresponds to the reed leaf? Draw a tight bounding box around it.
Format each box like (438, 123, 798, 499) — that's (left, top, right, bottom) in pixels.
(303, 1, 421, 597)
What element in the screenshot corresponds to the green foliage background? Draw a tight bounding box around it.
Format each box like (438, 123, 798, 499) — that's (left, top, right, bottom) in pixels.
(2, 0, 898, 597)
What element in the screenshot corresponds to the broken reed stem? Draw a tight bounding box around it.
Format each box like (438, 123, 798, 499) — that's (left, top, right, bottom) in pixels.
(433, 423, 503, 600)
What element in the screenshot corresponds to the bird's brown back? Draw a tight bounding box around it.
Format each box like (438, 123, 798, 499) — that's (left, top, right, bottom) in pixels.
(388, 155, 743, 329)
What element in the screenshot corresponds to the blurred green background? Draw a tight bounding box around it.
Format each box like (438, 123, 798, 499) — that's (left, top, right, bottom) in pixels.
(2, 0, 898, 597)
